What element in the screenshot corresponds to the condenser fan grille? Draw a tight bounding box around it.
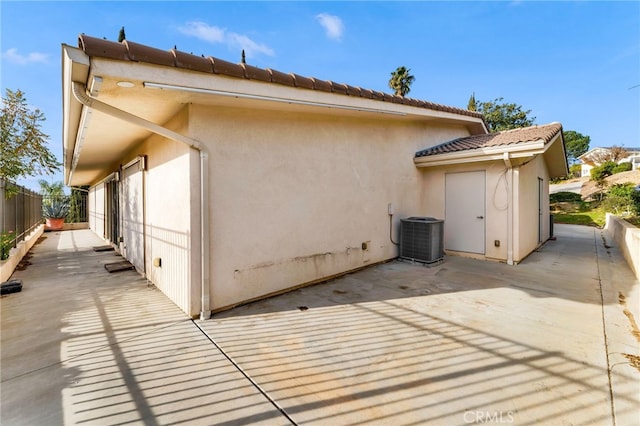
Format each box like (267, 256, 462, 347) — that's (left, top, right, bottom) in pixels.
(399, 217, 444, 264)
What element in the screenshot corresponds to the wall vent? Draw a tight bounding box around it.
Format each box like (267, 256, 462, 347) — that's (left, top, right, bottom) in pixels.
(399, 217, 444, 265)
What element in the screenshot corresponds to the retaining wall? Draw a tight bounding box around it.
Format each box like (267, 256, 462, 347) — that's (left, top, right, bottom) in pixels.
(604, 213, 640, 281)
(0, 224, 44, 283)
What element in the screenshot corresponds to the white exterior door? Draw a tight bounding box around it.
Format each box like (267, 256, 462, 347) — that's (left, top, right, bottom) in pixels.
(445, 171, 485, 254)
(120, 160, 145, 273)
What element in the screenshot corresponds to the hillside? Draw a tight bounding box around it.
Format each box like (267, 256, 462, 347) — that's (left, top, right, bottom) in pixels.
(581, 170, 640, 199)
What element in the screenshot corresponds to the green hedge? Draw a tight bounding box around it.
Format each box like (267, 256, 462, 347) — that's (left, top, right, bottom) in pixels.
(612, 162, 632, 174)
(550, 191, 583, 203)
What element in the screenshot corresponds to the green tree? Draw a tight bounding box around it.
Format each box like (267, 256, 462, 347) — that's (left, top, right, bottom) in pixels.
(569, 164, 582, 178)
(68, 186, 89, 223)
(118, 26, 126, 42)
(590, 161, 617, 201)
(467, 92, 477, 111)
(1, 89, 59, 187)
(476, 97, 536, 132)
(388, 66, 415, 97)
(563, 130, 590, 164)
(39, 180, 65, 206)
(39, 180, 69, 219)
(590, 161, 616, 181)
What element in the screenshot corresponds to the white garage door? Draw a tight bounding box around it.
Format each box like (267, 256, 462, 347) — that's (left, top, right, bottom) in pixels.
(445, 171, 485, 254)
(120, 159, 145, 273)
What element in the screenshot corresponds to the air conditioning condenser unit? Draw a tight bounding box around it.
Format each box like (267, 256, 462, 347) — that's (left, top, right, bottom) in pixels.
(399, 217, 444, 265)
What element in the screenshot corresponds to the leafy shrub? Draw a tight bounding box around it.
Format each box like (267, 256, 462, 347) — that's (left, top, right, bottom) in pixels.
(612, 162, 632, 174)
(550, 191, 583, 203)
(569, 164, 582, 178)
(590, 161, 617, 181)
(601, 183, 640, 216)
(0, 230, 15, 260)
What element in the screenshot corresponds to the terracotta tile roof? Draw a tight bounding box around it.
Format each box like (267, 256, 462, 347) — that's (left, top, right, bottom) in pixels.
(415, 122, 563, 157)
(77, 34, 484, 121)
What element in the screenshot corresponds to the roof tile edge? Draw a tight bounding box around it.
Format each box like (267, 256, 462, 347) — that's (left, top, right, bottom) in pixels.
(77, 34, 485, 121)
(415, 123, 563, 158)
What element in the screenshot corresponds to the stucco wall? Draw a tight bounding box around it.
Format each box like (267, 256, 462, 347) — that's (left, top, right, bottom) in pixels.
(144, 142, 195, 314)
(190, 104, 471, 310)
(85, 109, 197, 316)
(514, 155, 550, 262)
(420, 161, 510, 261)
(118, 108, 197, 316)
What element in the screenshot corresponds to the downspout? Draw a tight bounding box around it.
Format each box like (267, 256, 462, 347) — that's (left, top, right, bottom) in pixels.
(72, 82, 212, 319)
(503, 152, 514, 266)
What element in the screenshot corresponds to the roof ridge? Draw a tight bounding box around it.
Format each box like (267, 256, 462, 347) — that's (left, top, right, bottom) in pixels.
(497, 122, 561, 134)
(76, 34, 486, 122)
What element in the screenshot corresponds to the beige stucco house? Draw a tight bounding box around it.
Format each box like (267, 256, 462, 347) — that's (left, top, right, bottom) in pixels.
(62, 35, 568, 318)
(578, 147, 640, 177)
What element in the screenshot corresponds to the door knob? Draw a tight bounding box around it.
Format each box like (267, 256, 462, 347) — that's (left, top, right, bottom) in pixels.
(476, 216, 484, 219)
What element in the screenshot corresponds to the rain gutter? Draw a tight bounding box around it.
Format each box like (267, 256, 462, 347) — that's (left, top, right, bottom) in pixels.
(71, 81, 212, 319)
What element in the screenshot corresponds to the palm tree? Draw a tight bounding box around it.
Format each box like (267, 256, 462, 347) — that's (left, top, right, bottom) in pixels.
(388, 66, 415, 97)
(38, 180, 65, 206)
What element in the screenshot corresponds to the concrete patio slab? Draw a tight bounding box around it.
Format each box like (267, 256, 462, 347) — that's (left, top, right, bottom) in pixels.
(1, 230, 288, 426)
(1, 225, 638, 425)
(200, 224, 640, 425)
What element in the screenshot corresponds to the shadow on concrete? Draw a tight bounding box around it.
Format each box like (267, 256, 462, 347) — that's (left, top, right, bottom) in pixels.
(1, 230, 289, 425)
(201, 224, 639, 424)
(203, 283, 637, 425)
(2, 225, 637, 425)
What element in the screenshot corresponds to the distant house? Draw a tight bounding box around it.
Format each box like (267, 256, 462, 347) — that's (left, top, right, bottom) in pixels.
(578, 147, 640, 177)
(62, 35, 568, 318)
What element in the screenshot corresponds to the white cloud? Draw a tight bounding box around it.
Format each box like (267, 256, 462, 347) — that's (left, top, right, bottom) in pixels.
(3, 48, 49, 65)
(178, 21, 274, 58)
(316, 13, 344, 41)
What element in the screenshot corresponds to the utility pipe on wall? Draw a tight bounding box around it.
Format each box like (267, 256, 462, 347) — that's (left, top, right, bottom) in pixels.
(503, 152, 514, 266)
(71, 82, 212, 319)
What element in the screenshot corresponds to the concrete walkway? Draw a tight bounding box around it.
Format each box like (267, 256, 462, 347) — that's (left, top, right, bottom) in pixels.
(549, 179, 585, 195)
(1, 226, 638, 425)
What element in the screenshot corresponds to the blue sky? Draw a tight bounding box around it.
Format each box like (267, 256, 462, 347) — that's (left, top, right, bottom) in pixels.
(2, 1, 639, 190)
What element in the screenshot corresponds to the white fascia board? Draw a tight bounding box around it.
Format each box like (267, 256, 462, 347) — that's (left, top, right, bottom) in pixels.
(88, 58, 483, 126)
(414, 140, 545, 168)
(142, 79, 476, 121)
(144, 81, 409, 116)
(61, 45, 90, 184)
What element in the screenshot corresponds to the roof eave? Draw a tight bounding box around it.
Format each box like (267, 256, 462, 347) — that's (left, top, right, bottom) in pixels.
(74, 33, 488, 134)
(543, 132, 569, 178)
(415, 131, 569, 178)
(138, 75, 487, 132)
(61, 44, 90, 185)
(414, 140, 546, 168)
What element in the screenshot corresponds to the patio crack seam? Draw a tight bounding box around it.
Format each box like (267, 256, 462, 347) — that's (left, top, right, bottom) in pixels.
(192, 319, 298, 426)
(595, 229, 616, 426)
